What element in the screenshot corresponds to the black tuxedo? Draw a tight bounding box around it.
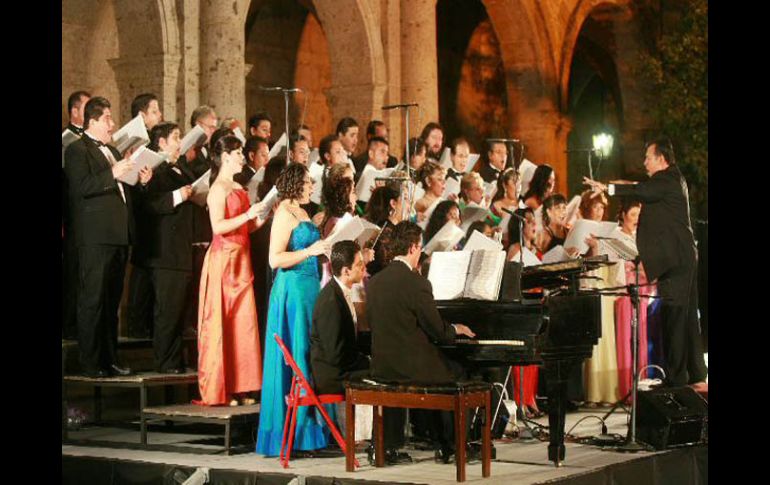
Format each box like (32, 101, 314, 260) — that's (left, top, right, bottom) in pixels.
(613, 165, 707, 386)
(130, 162, 198, 371)
(446, 167, 462, 182)
(64, 135, 138, 373)
(310, 279, 370, 394)
(478, 162, 501, 184)
(368, 260, 462, 384)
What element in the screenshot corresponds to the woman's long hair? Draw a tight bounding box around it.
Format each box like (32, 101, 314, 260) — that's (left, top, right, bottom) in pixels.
(492, 168, 518, 204)
(321, 163, 354, 229)
(522, 164, 554, 203)
(424, 200, 459, 243)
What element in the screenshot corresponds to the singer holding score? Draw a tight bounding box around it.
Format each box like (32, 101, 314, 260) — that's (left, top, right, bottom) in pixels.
(583, 138, 707, 391)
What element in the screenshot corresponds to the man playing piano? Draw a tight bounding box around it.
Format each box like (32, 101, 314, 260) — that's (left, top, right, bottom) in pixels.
(367, 221, 476, 464)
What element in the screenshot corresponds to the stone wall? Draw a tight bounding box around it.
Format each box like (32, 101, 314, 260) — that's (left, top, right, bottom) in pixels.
(61, 0, 659, 184)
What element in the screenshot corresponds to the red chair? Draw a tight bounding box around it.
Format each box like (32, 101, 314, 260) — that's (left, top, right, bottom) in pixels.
(274, 333, 360, 469)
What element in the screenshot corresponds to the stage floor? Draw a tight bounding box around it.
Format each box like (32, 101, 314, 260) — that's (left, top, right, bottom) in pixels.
(62, 407, 703, 484)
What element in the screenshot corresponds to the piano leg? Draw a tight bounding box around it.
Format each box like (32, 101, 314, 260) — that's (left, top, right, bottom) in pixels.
(544, 359, 578, 467)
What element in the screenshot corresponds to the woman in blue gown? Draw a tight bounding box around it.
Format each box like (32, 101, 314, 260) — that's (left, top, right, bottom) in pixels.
(256, 163, 332, 456)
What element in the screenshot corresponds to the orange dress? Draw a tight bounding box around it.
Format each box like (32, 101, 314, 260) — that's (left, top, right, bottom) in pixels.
(196, 189, 262, 405)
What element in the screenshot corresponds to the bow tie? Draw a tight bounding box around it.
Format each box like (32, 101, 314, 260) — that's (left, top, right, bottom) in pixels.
(91, 138, 107, 148)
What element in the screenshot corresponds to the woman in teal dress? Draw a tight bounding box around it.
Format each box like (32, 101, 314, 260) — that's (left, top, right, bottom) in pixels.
(256, 163, 332, 456)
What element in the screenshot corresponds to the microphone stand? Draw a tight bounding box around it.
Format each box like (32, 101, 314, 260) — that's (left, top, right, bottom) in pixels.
(259, 86, 302, 162)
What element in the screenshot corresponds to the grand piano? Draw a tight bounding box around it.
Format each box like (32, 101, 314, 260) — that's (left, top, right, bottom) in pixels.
(435, 257, 608, 466)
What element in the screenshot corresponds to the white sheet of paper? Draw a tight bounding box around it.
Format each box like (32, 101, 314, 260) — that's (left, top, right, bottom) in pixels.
(463, 230, 503, 252)
(417, 197, 443, 230)
(190, 169, 212, 207)
(466, 154, 481, 173)
(355, 164, 395, 203)
(112, 114, 150, 154)
(518, 158, 537, 196)
(513, 246, 542, 267)
(499, 212, 512, 235)
(541, 245, 571, 264)
(442, 177, 461, 199)
(242, 167, 260, 204)
(326, 215, 380, 248)
(460, 205, 489, 233)
(484, 181, 498, 200)
(464, 250, 506, 301)
(564, 195, 582, 228)
(423, 221, 465, 255)
(255, 185, 278, 220)
(438, 147, 452, 169)
(427, 251, 472, 300)
(564, 219, 619, 254)
(179, 125, 207, 155)
(269, 132, 288, 159)
(308, 147, 320, 166)
(62, 129, 81, 168)
(232, 126, 246, 144)
(118, 145, 167, 186)
(309, 162, 325, 205)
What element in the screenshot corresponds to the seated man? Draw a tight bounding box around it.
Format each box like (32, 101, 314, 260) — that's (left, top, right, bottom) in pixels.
(367, 221, 476, 464)
(310, 240, 370, 395)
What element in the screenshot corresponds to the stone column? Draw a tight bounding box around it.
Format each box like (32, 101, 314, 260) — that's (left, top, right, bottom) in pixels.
(514, 104, 573, 196)
(400, 0, 440, 135)
(199, 0, 248, 124)
(109, 54, 182, 125)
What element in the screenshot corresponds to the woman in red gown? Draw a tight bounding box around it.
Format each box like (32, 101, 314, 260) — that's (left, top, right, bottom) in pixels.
(196, 135, 266, 406)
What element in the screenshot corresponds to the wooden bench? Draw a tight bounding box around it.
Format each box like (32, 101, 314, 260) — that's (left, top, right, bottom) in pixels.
(141, 403, 260, 454)
(345, 379, 492, 482)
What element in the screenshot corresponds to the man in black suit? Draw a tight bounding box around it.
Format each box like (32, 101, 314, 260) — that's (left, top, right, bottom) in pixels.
(478, 140, 507, 184)
(131, 122, 194, 373)
(367, 221, 475, 463)
(63, 90, 91, 340)
(64, 96, 154, 377)
(353, 120, 398, 173)
(311, 240, 370, 395)
(585, 138, 707, 390)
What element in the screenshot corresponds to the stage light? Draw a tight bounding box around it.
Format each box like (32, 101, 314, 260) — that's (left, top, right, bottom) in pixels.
(592, 132, 614, 159)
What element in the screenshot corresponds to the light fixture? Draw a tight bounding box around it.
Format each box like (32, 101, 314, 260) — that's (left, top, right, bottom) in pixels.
(592, 132, 614, 159)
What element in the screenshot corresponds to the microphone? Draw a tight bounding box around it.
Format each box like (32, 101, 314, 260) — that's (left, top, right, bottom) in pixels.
(501, 207, 525, 221)
(382, 103, 419, 110)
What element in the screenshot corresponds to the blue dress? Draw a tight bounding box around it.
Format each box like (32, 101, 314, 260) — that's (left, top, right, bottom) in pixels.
(256, 221, 331, 456)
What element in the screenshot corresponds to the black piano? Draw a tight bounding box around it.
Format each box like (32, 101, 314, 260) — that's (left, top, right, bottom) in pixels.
(436, 257, 608, 466)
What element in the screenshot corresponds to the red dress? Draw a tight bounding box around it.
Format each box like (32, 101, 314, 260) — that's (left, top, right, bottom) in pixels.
(615, 260, 651, 400)
(196, 189, 262, 405)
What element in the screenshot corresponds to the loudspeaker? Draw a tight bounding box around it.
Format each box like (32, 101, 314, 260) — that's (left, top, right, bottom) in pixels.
(637, 386, 708, 450)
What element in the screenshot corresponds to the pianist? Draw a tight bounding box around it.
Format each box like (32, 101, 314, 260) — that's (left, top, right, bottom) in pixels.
(367, 221, 475, 464)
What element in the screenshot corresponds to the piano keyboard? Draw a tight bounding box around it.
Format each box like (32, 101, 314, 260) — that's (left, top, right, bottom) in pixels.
(455, 339, 525, 347)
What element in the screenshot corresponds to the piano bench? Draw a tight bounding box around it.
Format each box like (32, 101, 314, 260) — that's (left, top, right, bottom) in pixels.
(344, 379, 492, 482)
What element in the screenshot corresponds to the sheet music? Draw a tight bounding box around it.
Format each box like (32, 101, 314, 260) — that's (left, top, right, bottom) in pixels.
(232, 126, 247, 144)
(62, 129, 81, 168)
(412, 182, 426, 202)
(423, 221, 465, 255)
(438, 147, 452, 169)
(179, 124, 207, 155)
(418, 197, 443, 230)
(308, 147, 320, 165)
(255, 185, 278, 220)
(190, 169, 212, 207)
(564, 219, 618, 254)
(466, 154, 481, 173)
(464, 250, 506, 301)
(269, 132, 287, 159)
(518, 158, 537, 196)
(118, 146, 167, 186)
(427, 251, 472, 300)
(463, 230, 503, 252)
(442, 176, 461, 199)
(599, 227, 639, 261)
(326, 215, 380, 247)
(509, 246, 541, 267)
(499, 212, 512, 235)
(484, 181, 498, 200)
(355, 165, 395, 202)
(243, 167, 261, 204)
(564, 195, 582, 228)
(541, 245, 571, 264)
(309, 161, 325, 205)
(111, 114, 150, 154)
(460, 205, 489, 233)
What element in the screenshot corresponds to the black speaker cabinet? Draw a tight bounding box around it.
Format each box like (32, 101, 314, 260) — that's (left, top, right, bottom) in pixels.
(637, 386, 708, 450)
